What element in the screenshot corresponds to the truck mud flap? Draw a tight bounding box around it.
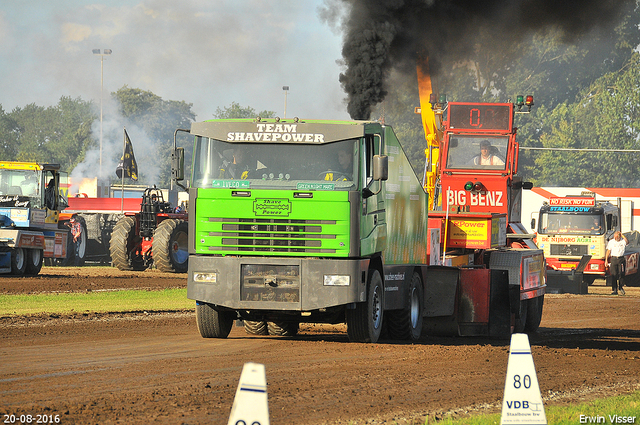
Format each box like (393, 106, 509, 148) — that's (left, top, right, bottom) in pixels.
(546, 254, 590, 294)
(422, 266, 458, 336)
(489, 269, 511, 338)
(546, 269, 588, 294)
(455, 268, 511, 338)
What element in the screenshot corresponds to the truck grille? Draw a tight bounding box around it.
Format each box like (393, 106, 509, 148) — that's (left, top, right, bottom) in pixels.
(207, 217, 338, 254)
(550, 244, 588, 256)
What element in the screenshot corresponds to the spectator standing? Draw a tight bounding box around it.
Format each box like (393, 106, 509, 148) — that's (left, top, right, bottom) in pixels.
(605, 231, 628, 295)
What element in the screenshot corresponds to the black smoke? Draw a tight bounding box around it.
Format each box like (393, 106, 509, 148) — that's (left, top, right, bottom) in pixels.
(332, 0, 635, 120)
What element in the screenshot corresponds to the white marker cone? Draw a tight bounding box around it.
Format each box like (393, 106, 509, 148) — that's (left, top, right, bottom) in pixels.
(500, 333, 547, 425)
(228, 362, 270, 425)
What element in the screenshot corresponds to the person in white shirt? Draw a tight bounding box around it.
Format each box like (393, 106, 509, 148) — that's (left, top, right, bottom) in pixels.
(473, 140, 505, 166)
(605, 231, 628, 295)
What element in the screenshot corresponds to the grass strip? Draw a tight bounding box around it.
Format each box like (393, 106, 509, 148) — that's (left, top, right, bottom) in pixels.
(0, 288, 193, 316)
(408, 390, 640, 424)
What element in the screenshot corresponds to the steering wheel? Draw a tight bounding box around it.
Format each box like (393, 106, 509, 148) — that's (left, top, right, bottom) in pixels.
(318, 170, 349, 181)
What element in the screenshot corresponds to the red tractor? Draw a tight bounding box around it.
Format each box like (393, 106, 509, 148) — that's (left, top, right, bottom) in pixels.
(109, 187, 188, 272)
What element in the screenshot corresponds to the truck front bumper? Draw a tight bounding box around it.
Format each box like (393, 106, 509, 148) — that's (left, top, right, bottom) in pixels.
(187, 255, 369, 311)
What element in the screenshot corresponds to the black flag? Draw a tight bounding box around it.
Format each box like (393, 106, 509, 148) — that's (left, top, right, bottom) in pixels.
(116, 129, 139, 180)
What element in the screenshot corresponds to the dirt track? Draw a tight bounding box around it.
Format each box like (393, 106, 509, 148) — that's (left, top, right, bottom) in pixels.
(1, 267, 639, 424)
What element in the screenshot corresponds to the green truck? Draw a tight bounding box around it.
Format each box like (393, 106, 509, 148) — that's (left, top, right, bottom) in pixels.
(175, 119, 429, 342)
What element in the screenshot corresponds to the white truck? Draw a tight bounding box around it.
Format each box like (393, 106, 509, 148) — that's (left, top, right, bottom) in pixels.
(526, 188, 640, 287)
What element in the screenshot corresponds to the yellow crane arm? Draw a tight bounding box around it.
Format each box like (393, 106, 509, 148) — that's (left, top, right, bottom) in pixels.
(416, 59, 442, 210)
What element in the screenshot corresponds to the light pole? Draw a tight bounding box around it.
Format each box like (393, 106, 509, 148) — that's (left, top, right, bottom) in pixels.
(92, 48, 112, 178)
(282, 86, 289, 118)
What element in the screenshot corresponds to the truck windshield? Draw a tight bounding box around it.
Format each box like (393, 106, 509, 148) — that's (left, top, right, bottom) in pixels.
(192, 137, 358, 190)
(539, 212, 603, 235)
(0, 169, 42, 208)
(445, 136, 508, 170)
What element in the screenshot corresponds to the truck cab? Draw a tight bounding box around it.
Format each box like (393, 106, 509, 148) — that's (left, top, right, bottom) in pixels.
(181, 118, 436, 343)
(536, 196, 632, 283)
(419, 97, 545, 336)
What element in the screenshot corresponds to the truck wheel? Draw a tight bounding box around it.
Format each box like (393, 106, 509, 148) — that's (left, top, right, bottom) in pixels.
(25, 249, 44, 276)
(76, 219, 87, 266)
(110, 216, 146, 271)
(346, 269, 384, 343)
(514, 299, 528, 333)
(524, 295, 544, 333)
(59, 220, 87, 266)
(196, 302, 234, 338)
(152, 219, 188, 273)
(244, 320, 269, 335)
(10, 248, 26, 275)
(386, 272, 423, 341)
(268, 321, 299, 336)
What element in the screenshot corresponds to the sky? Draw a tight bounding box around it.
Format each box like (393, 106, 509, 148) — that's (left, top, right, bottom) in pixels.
(0, 0, 350, 121)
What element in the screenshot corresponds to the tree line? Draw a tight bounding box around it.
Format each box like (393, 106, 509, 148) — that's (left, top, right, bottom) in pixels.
(0, 89, 273, 189)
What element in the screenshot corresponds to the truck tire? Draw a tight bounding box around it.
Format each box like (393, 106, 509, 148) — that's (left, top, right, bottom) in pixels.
(25, 249, 44, 276)
(59, 220, 87, 266)
(152, 219, 188, 273)
(75, 220, 87, 266)
(196, 302, 234, 338)
(346, 269, 384, 343)
(10, 248, 26, 275)
(524, 295, 544, 333)
(386, 272, 423, 341)
(268, 321, 299, 336)
(514, 299, 528, 333)
(244, 320, 269, 335)
(110, 216, 146, 271)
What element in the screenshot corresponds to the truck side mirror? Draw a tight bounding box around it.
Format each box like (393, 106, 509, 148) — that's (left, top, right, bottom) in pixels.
(531, 218, 536, 231)
(172, 147, 185, 182)
(373, 155, 388, 181)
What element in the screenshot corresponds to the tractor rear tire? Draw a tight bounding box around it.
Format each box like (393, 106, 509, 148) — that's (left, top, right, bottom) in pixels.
(25, 249, 44, 276)
(346, 269, 384, 343)
(196, 302, 234, 338)
(152, 219, 189, 273)
(110, 216, 146, 271)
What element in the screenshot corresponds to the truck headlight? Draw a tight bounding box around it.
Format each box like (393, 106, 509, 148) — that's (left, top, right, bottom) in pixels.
(193, 272, 217, 283)
(323, 275, 350, 286)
